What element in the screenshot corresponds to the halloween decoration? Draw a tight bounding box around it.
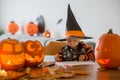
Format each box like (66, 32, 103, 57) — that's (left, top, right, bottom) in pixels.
(36, 15, 45, 35)
(95, 29, 120, 69)
(56, 4, 92, 41)
(7, 21, 19, 34)
(43, 30, 51, 38)
(0, 38, 25, 70)
(26, 22, 38, 36)
(22, 40, 44, 67)
(56, 18, 63, 25)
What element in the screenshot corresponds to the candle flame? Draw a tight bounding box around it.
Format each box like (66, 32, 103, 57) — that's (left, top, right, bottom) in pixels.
(46, 34, 50, 37)
(30, 58, 34, 60)
(7, 60, 11, 64)
(0, 70, 7, 77)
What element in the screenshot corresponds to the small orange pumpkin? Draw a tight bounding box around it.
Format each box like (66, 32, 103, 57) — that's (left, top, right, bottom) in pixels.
(95, 29, 120, 69)
(0, 38, 25, 70)
(43, 30, 51, 38)
(26, 22, 38, 36)
(22, 40, 44, 67)
(7, 21, 19, 34)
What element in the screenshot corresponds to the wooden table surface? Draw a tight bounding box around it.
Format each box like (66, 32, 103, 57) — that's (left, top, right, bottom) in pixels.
(55, 63, 120, 80)
(1, 62, 120, 80)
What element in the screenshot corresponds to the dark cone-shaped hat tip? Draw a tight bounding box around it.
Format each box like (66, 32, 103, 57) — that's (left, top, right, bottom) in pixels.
(66, 4, 82, 31)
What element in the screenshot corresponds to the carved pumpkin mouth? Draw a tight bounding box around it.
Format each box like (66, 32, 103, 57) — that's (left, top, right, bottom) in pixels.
(0, 53, 25, 65)
(25, 54, 44, 62)
(97, 59, 110, 65)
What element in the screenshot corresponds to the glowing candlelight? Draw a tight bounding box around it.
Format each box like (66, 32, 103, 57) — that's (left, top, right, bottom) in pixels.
(0, 63, 7, 77)
(0, 70, 7, 77)
(7, 60, 11, 64)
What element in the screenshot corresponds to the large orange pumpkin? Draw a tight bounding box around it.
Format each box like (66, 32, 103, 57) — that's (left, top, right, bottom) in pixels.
(95, 29, 120, 69)
(7, 21, 19, 34)
(22, 40, 44, 67)
(26, 22, 38, 36)
(0, 38, 25, 70)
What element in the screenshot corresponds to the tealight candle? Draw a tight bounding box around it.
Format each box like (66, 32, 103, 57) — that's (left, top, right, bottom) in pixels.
(0, 70, 7, 77)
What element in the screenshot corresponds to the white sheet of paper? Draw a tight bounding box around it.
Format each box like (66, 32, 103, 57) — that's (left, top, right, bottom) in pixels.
(44, 55, 55, 62)
(55, 61, 95, 67)
(43, 55, 96, 68)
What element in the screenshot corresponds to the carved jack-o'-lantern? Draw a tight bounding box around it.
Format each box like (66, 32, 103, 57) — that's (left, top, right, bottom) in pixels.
(7, 21, 19, 35)
(95, 29, 120, 69)
(0, 38, 25, 70)
(26, 22, 38, 36)
(22, 40, 44, 67)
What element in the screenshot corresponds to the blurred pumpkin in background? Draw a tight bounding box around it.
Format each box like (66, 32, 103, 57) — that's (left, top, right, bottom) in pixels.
(43, 30, 51, 38)
(22, 40, 44, 67)
(0, 38, 25, 70)
(26, 22, 38, 36)
(95, 29, 120, 69)
(7, 21, 19, 35)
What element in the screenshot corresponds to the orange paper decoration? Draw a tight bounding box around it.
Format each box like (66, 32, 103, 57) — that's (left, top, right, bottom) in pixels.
(26, 22, 38, 36)
(0, 38, 25, 70)
(7, 21, 19, 34)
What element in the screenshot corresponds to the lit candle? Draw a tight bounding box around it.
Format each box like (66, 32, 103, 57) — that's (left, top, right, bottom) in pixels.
(0, 63, 7, 77)
(0, 70, 7, 77)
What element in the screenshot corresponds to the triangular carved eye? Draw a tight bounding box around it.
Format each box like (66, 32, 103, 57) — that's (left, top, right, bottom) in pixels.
(104, 48, 110, 52)
(3, 43, 13, 52)
(14, 44, 22, 52)
(27, 42, 35, 51)
(96, 46, 110, 52)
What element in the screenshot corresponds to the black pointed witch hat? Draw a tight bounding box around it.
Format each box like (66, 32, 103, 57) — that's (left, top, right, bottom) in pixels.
(57, 4, 92, 41)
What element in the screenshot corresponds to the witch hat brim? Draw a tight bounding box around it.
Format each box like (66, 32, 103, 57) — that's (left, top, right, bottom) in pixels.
(56, 36, 93, 41)
(56, 4, 93, 41)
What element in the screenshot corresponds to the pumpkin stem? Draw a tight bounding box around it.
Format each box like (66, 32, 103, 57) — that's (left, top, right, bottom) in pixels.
(11, 21, 15, 23)
(30, 22, 34, 24)
(107, 29, 113, 34)
(8, 37, 11, 39)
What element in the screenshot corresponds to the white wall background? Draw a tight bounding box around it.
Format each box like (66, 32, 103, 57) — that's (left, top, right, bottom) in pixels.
(0, 0, 120, 42)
